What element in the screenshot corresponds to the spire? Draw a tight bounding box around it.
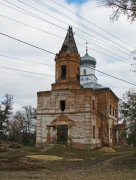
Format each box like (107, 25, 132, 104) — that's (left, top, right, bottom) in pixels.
(60, 26, 79, 54)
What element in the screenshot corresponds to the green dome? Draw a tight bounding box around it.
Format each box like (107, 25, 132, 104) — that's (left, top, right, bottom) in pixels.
(81, 52, 96, 66)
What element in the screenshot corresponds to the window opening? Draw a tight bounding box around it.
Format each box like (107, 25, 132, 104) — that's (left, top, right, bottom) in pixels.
(83, 69, 86, 76)
(114, 109, 116, 117)
(98, 127, 101, 139)
(92, 100, 95, 109)
(93, 125, 95, 138)
(60, 100, 65, 111)
(109, 105, 112, 115)
(113, 107, 114, 116)
(77, 67, 80, 81)
(61, 65, 66, 80)
(110, 128, 112, 139)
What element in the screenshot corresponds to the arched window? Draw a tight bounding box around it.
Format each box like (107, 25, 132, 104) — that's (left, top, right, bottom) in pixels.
(83, 69, 86, 75)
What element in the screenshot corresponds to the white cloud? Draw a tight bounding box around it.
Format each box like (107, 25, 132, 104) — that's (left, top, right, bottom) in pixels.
(0, 0, 136, 111)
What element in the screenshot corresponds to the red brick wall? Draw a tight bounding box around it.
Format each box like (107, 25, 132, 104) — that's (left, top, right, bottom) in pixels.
(53, 52, 81, 90)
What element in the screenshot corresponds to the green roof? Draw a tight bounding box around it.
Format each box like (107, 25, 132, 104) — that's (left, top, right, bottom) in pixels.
(81, 52, 96, 66)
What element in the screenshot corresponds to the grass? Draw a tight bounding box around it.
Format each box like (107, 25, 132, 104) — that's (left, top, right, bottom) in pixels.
(0, 145, 135, 160)
(0, 145, 136, 180)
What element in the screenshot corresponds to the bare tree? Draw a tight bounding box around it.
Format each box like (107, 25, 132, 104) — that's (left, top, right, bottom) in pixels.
(0, 94, 14, 138)
(9, 111, 24, 142)
(120, 89, 136, 146)
(23, 106, 36, 145)
(8, 106, 36, 145)
(99, 0, 136, 22)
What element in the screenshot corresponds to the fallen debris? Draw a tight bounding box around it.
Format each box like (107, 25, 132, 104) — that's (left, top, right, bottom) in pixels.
(0, 140, 21, 152)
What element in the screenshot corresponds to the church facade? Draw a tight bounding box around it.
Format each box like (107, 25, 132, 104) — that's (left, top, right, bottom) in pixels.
(36, 26, 125, 149)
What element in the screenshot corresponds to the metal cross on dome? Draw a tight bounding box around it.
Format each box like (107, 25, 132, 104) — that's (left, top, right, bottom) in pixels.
(85, 42, 89, 53)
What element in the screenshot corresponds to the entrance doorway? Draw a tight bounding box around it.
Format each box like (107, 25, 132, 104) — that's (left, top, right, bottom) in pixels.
(57, 125, 68, 144)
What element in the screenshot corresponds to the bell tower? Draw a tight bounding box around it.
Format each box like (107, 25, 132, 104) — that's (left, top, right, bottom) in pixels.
(52, 26, 82, 90)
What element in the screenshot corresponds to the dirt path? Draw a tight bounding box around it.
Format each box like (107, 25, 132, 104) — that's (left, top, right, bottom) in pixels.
(92, 154, 131, 170)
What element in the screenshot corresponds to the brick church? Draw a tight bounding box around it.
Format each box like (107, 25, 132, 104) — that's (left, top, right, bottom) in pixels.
(36, 26, 126, 149)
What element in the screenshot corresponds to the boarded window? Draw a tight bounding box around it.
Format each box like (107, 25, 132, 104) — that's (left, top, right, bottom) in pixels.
(61, 65, 66, 80)
(93, 125, 95, 138)
(60, 100, 65, 111)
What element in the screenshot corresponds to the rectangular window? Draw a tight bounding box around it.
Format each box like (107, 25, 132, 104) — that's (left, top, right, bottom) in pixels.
(93, 125, 95, 138)
(83, 69, 86, 75)
(114, 109, 116, 117)
(110, 128, 112, 139)
(109, 105, 112, 115)
(77, 75, 80, 81)
(77, 67, 80, 81)
(113, 107, 114, 116)
(61, 65, 66, 80)
(98, 127, 101, 139)
(92, 100, 95, 109)
(60, 100, 65, 111)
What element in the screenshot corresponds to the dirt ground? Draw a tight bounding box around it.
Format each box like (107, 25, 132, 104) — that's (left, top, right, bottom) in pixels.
(0, 145, 136, 180)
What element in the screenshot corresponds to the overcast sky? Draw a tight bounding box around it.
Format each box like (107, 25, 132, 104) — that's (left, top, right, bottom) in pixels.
(0, 0, 136, 112)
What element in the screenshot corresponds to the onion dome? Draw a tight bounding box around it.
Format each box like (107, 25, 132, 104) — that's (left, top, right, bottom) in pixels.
(81, 52, 96, 66)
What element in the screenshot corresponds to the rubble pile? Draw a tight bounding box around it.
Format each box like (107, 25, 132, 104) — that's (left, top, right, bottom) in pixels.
(0, 140, 21, 152)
